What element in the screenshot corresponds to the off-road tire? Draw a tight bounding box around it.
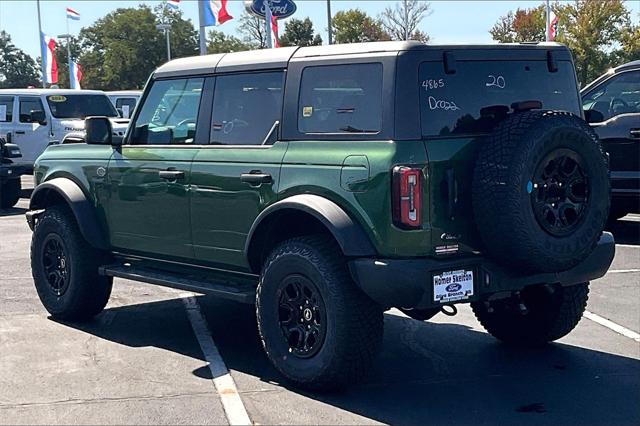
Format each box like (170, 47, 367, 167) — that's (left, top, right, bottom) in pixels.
(0, 178, 21, 208)
(472, 283, 589, 345)
(256, 235, 383, 391)
(473, 110, 609, 273)
(31, 205, 112, 321)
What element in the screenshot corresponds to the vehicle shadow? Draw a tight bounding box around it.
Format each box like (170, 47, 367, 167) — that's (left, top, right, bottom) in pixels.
(606, 217, 640, 245)
(56, 295, 640, 426)
(0, 206, 27, 217)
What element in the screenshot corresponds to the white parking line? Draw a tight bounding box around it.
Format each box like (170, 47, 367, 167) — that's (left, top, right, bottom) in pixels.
(182, 295, 252, 426)
(607, 269, 640, 274)
(583, 310, 640, 343)
(616, 244, 640, 249)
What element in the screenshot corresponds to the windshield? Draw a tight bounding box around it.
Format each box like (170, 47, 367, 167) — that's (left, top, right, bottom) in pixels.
(46, 94, 118, 119)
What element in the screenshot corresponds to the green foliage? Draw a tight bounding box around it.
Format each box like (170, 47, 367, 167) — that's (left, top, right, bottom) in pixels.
(279, 18, 322, 47)
(207, 30, 251, 54)
(78, 5, 197, 90)
(332, 9, 390, 44)
(490, 0, 634, 85)
(0, 31, 40, 88)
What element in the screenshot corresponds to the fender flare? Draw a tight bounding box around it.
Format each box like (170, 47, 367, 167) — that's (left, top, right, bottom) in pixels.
(29, 177, 109, 250)
(245, 194, 377, 269)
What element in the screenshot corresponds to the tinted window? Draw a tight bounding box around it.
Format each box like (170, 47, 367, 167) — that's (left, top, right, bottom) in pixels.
(0, 96, 13, 122)
(210, 72, 283, 145)
(46, 95, 118, 119)
(582, 71, 640, 122)
(115, 97, 137, 118)
(19, 97, 45, 123)
(298, 63, 383, 134)
(132, 78, 204, 145)
(419, 61, 581, 136)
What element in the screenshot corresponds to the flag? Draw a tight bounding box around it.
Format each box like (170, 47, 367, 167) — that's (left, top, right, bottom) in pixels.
(69, 61, 82, 90)
(40, 33, 58, 84)
(549, 11, 558, 41)
(167, 0, 180, 9)
(66, 7, 80, 21)
(269, 10, 279, 48)
(202, 0, 232, 26)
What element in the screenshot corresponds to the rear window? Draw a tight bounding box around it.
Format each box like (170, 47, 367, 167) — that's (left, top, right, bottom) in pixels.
(419, 61, 581, 136)
(298, 63, 382, 134)
(46, 94, 118, 119)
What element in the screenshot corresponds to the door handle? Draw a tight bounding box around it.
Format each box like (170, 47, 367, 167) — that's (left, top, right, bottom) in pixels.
(158, 170, 185, 180)
(630, 129, 640, 139)
(240, 171, 272, 186)
(15, 130, 25, 135)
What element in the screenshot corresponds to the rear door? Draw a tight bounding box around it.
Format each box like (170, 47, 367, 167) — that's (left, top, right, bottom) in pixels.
(105, 77, 206, 259)
(13, 96, 50, 164)
(190, 71, 286, 270)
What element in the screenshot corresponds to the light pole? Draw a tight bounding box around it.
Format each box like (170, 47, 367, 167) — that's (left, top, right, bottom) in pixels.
(326, 0, 332, 45)
(57, 33, 73, 88)
(156, 23, 172, 61)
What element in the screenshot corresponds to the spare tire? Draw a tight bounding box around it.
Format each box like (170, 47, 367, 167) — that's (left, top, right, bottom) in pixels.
(473, 110, 609, 273)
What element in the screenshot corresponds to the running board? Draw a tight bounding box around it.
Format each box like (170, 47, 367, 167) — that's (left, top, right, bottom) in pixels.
(99, 264, 255, 304)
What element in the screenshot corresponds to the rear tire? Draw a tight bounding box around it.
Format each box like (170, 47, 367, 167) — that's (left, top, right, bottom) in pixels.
(472, 283, 589, 345)
(31, 205, 112, 321)
(1, 178, 21, 208)
(256, 235, 383, 391)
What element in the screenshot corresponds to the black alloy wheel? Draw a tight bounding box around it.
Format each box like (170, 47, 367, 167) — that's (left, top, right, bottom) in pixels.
(41, 234, 70, 297)
(277, 274, 327, 358)
(530, 148, 589, 237)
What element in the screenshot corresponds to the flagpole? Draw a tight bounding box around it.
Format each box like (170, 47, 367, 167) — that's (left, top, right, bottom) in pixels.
(265, 0, 272, 49)
(66, 17, 73, 89)
(326, 0, 332, 45)
(198, 0, 206, 55)
(545, 0, 551, 41)
(36, 0, 46, 87)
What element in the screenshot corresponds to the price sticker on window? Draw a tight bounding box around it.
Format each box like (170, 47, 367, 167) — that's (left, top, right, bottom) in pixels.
(0, 105, 6, 122)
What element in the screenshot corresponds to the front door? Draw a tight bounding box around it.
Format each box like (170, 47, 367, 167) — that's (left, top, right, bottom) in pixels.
(190, 71, 286, 270)
(13, 96, 50, 164)
(105, 77, 206, 259)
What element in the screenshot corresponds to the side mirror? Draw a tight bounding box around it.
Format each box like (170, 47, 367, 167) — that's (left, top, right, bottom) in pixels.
(584, 109, 604, 124)
(85, 116, 113, 145)
(2, 143, 22, 159)
(30, 110, 47, 125)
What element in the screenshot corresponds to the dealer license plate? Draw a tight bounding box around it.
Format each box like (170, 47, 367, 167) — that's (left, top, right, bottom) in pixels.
(433, 269, 474, 303)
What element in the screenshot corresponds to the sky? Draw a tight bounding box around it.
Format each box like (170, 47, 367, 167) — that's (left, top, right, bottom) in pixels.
(0, 0, 639, 59)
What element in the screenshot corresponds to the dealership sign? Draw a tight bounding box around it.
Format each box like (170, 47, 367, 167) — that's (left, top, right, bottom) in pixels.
(244, 0, 297, 19)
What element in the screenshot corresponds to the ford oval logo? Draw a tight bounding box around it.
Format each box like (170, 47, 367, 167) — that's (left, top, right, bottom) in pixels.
(446, 283, 462, 292)
(245, 0, 297, 19)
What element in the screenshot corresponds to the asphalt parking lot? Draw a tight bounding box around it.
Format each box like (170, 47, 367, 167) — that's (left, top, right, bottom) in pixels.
(1, 177, 639, 425)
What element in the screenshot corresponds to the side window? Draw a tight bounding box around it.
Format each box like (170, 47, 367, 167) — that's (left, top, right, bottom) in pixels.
(210, 72, 283, 145)
(131, 78, 204, 145)
(116, 97, 137, 118)
(19, 97, 45, 123)
(582, 71, 640, 122)
(0, 96, 13, 122)
(298, 63, 383, 134)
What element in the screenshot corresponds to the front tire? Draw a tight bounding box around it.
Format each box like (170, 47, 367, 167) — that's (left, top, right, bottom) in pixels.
(256, 235, 383, 391)
(31, 205, 112, 321)
(472, 283, 589, 345)
(1, 178, 21, 208)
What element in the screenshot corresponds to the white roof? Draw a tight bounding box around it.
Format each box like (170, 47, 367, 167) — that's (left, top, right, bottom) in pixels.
(106, 90, 142, 96)
(0, 89, 107, 96)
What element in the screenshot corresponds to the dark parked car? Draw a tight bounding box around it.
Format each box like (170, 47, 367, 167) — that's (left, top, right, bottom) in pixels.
(0, 133, 28, 208)
(27, 41, 614, 390)
(582, 60, 640, 220)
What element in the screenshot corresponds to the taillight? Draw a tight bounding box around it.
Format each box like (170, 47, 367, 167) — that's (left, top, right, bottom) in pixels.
(392, 166, 422, 229)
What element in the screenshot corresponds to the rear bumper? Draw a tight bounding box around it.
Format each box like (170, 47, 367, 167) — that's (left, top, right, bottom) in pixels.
(348, 232, 615, 309)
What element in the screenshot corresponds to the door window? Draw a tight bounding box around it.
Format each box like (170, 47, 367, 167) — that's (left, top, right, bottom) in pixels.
(582, 71, 640, 122)
(0, 96, 13, 122)
(298, 63, 383, 134)
(210, 72, 284, 145)
(131, 78, 204, 145)
(116, 97, 137, 118)
(19, 97, 45, 123)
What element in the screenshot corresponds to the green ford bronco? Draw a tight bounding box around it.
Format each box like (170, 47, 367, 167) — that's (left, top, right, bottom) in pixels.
(27, 41, 614, 390)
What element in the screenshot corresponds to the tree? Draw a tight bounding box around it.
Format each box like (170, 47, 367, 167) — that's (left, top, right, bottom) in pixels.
(238, 11, 266, 48)
(380, 0, 432, 42)
(207, 30, 251, 53)
(0, 31, 40, 88)
(78, 5, 198, 90)
(490, 6, 545, 43)
(279, 18, 322, 47)
(332, 9, 390, 44)
(616, 24, 640, 64)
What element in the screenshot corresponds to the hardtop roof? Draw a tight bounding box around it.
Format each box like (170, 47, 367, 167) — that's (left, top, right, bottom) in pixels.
(0, 89, 106, 96)
(153, 41, 571, 78)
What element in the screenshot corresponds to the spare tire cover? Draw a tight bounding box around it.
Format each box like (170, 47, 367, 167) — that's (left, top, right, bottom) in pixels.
(473, 110, 609, 273)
